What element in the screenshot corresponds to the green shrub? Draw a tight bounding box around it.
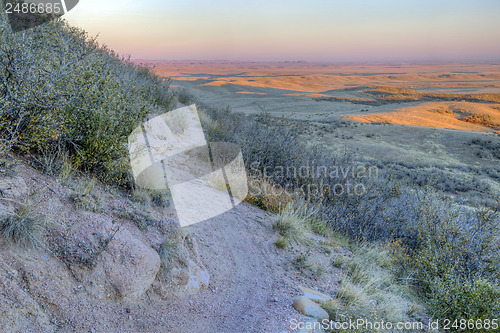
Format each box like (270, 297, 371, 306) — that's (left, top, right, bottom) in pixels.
(391, 203, 500, 320)
(428, 276, 500, 320)
(0, 13, 173, 184)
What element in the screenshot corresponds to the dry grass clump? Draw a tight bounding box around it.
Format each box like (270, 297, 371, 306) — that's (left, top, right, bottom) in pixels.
(274, 236, 288, 249)
(26, 145, 77, 186)
(327, 244, 424, 328)
(272, 202, 311, 245)
(271, 200, 327, 248)
(0, 200, 46, 248)
(70, 177, 104, 213)
(246, 175, 296, 213)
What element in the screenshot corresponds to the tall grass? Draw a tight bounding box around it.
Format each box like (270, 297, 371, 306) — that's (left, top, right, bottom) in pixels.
(272, 202, 312, 245)
(328, 245, 420, 327)
(0, 199, 46, 248)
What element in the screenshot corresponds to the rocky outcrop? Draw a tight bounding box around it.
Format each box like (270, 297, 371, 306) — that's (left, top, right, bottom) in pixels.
(292, 286, 335, 332)
(101, 227, 161, 301)
(153, 232, 209, 297)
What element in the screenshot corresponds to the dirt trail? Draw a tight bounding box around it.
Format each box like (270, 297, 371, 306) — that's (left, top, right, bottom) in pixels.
(139, 204, 305, 333)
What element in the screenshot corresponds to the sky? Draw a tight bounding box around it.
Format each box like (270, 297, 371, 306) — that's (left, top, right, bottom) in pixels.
(64, 0, 500, 62)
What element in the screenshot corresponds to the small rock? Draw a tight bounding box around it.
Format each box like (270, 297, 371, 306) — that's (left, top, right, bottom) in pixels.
(293, 296, 329, 322)
(299, 286, 333, 304)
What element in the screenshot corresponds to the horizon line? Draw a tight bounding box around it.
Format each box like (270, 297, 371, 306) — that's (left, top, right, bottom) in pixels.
(131, 58, 500, 65)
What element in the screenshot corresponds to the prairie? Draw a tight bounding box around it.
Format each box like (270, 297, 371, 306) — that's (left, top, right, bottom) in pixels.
(148, 60, 500, 206)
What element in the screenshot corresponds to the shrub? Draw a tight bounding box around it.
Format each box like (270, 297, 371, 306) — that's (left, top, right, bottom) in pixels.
(0, 12, 173, 184)
(428, 275, 500, 320)
(390, 203, 500, 320)
(246, 175, 296, 213)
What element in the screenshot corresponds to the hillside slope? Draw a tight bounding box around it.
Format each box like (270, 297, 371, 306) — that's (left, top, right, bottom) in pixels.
(0, 157, 342, 332)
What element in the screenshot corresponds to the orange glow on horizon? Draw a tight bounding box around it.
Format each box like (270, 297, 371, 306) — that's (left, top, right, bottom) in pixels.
(64, 0, 500, 62)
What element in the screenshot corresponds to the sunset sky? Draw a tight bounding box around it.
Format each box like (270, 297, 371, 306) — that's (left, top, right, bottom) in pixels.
(64, 0, 500, 62)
